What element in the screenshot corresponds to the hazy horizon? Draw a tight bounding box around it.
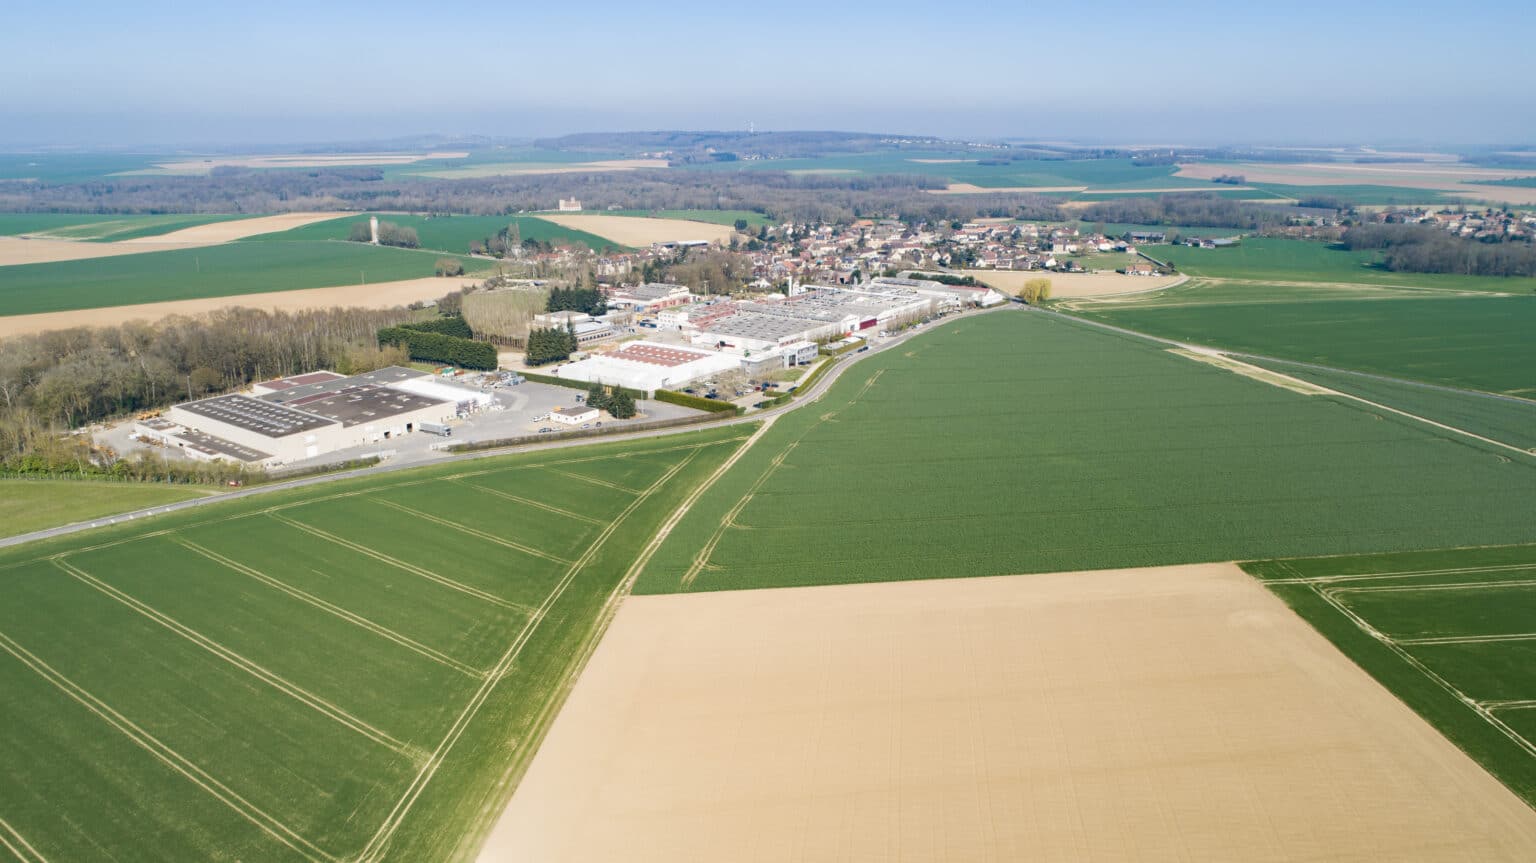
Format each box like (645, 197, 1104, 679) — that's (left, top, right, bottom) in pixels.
(3, 0, 1534, 150)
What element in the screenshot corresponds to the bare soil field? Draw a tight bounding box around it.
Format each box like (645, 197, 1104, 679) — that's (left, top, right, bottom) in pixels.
(1177, 161, 1536, 204)
(929, 183, 1086, 194)
(538, 214, 734, 247)
(0, 276, 469, 339)
(0, 213, 349, 265)
(962, 268, 1183, 298)
(480, 564, 1536, 863)
(135, 152, 468, 174)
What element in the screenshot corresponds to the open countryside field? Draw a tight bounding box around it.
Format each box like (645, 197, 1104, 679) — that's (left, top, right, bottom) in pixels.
(536, 214, 734, 247)
(683, 153, 1217, 192)
(250, 213, 625, 253)
(1178, 160, 1536, 205)
(1154, 238, 1536, 292)
(636, 310, 1536, 595)
(490, 563, 1536, 862)
(402, 159, 668, 180)
(1247, 543, 1536, 806)
(0, 276, 478, 340)
(0, 241, 487, 317)
(600, 209, 773, 228)
(1237, 360, 1536, 451)
(0, 213, 351, 266)
(1069, 295, 1536, 395)
(0, 480, 213, 538)
(0, 213, 255, 242)
(129, 152, 469, 175)
(0, 426, 749, 861)
(962, 268, 1182, 298)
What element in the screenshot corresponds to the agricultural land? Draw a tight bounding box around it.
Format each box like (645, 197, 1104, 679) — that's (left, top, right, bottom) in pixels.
(635, 310, 1536, 595)
(0, 426, 748, 861)
(491, 563, 1536, 862)
(0, 480, 213, 538)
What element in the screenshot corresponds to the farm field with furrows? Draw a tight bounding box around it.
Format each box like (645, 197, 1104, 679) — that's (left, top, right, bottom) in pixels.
(248, 213, 626, 253)
(1152, 238, 1536, 291)
(1247, 544, 1536, 806)
(1068, 294, 1536, 395)
(0, 426, 748, 862)
(634, 311, 1536, 595)
(0, 213, 255, 241)
(1236, 360, 1536, 451)
(0, 241, 487, 317)
(0, 480, 214, 538)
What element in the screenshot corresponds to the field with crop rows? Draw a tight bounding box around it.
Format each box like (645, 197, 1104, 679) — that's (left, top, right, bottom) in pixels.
(250, 214, 625, 253)
(0, 480, 211, 538)
(1154, 238, 1536, 291)
(0, 427, 747, 861)
(635, 310, 1536, 594)
(1070, 294, 1536, 395)
(0, 213, 254, 241)
(1246, 544, 1536, 806)
(0, 241, 487, 316)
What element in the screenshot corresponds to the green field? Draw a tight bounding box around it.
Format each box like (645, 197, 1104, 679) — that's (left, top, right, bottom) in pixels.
(635, 310, 1536, 594)
(1245, 544, 1536, 805)
(681, 153, 1214, 190)
(1154, 237, 1536, 291)
(247, 213, 624, 253)
(1251, 183, 1460, 205)
(0, 427, 748, 861)
(0, 154, 170, 183)
(1070, 295, 1536, 395)
(0, 241, 487, 317)
(0, 212, 253, 241)
(1238, 360, 1536, 451)
(0, 480, 211, 538)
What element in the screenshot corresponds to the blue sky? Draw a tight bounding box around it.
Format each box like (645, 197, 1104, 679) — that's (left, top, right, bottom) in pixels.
(2, 0, 1532, 147)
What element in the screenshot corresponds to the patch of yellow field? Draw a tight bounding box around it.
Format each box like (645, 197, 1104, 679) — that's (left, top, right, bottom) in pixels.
(537, 214, 734, 247)
(0, 213, 350, 265)
(479, 564, 1536, 862)
(962, 268, 1183, 298)
(0, 276, 473, 339)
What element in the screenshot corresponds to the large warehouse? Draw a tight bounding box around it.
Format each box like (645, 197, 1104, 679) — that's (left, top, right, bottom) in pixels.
(552, 342, 743, 394)
(165, 366, 468, 465)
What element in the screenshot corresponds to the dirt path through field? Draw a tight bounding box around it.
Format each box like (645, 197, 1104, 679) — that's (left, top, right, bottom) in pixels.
(0, 276, 471, 339)
(479, 562, 1536, 862)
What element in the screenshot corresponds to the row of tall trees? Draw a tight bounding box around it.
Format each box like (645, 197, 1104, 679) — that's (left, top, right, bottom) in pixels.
(525, 326, 578, 365)
(1078, 195, 1306, 230)
(546, 286, 607, 315)
(0, 307, 412, 477)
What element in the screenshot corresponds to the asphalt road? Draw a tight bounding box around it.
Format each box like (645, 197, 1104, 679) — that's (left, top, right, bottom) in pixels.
(0, 305, 1003, 551)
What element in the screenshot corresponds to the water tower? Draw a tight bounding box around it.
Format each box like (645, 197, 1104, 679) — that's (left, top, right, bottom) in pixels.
(369, 215, 379, 245)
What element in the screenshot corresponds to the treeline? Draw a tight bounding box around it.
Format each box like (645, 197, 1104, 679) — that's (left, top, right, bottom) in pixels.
(1078, 194, 1306, 230)
(641, 249, 754, 294)
(584, 383, 637, 419)
(0, 307, 412, 480)
(376, 319, 496, 369)
(546, 286, 606, 315)
(1342, 224, 1536, 277)
(0, 166, 1065, 226)
(525, 327, 578, 366)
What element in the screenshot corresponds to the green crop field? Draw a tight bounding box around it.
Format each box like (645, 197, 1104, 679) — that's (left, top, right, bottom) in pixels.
(1238, 359, 1536, 451)
(247, 213, 625, 253)
(635, 310, 1536, 595)
(1251, 183, 1460, 205)
(1069, 295, 1536, 395)
(0, 480, 212, 538)
(0, 212, 252, 241)
(0, 426, 748, 861)
(0, 153, 171, 183)
(681, 153, 1214, 190)
(1155, 237, 1536, 291)
(0, 242, 488, 317)
(1245, 544, 1536, 805)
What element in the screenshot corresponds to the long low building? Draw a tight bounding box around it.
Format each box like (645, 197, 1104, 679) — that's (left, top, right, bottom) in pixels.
(165, 367, 465, 465)
(551, 342, 744, 394)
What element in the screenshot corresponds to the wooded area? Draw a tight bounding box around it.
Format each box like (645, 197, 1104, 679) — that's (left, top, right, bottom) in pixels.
(1342, 224, 1536, 277)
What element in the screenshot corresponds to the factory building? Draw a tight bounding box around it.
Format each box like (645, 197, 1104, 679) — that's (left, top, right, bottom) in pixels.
(552, 342, 743, 395)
